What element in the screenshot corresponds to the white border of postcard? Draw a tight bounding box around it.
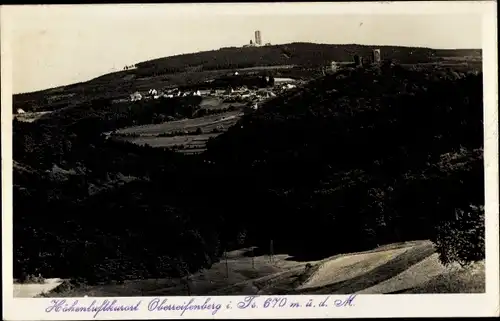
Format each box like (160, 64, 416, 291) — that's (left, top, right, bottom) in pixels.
(2, 1, 499, 319)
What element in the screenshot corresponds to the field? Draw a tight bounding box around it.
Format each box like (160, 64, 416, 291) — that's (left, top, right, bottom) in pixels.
(121, 134, 219, 152)
(113, 111, 243, 152)
(13, 111, 53, 123)
(116, 111, 243, 135)
(24, 240, 484, 298)
(199, 97, 246, 110)
(403, 60, 482, 72)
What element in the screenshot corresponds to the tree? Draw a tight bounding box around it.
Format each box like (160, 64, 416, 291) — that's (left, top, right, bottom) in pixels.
(260, 76, 268, 88)
(432, 205, 485, 267)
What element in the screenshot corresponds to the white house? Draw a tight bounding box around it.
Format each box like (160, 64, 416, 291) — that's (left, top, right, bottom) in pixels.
(148, 89, 158, 96)
(16, 108, 26, 114)
(282, 84, 296, 90)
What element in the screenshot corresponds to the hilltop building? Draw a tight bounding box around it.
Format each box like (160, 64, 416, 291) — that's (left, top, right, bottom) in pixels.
(255, 30, 262, 46)
(242, 30, 267, 47)
(243, 39, 255, 48)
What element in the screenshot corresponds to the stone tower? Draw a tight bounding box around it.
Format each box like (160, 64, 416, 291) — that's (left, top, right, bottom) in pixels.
(255, 30, 262, 46)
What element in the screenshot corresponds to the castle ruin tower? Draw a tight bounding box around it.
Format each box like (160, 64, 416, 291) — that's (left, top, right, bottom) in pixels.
(372, 49, 381, 64)
(255, 30, 262, 46)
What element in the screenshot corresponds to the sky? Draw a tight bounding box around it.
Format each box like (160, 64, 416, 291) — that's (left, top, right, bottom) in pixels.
(2, 3, 485, 94)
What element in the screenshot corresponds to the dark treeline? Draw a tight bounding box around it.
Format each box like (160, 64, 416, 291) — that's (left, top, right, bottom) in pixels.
(13, 62, 485, 283)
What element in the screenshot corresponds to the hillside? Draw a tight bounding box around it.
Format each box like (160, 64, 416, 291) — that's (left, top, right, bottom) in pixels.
(21, 240, 483, 297)
(135, 42, 481, 72)
(203, 64, 483, 256)
(13, 42, 481, 113)
(13, 60, 485, 291)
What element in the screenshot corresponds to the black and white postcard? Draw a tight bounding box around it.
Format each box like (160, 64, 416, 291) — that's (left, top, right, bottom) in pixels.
(1, 2, 498, 319)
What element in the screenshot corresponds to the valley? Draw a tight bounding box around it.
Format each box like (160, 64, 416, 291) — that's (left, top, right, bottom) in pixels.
(12, 42, 485, 297)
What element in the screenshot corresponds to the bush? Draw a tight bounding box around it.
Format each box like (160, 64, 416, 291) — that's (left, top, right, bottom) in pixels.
(433, 205, 485, 267)
(16, 273, 46, 284)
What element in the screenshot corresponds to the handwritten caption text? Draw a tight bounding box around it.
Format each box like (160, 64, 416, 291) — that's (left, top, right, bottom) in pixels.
(45, 295, 356, 318)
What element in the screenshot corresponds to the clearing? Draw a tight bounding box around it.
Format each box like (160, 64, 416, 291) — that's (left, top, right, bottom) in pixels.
(28, 240, 484, 298)
(113, 111, 244, 152)
(126, 133, 219, 150)
(13, 111, 53, 123)
(116, 111, 243, 136)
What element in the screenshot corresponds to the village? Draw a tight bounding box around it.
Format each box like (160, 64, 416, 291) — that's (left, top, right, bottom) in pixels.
(107, 75, 305, 154)
(127, 74, 302, 111)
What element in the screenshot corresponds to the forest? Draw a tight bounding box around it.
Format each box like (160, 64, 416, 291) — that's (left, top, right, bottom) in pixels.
(13, 62, 485, 283)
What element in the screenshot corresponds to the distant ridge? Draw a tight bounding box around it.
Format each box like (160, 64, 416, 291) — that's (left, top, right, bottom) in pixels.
(14, 42, 481, 97)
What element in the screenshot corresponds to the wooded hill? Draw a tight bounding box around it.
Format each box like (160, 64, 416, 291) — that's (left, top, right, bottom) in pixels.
(135, 42, 481, 73)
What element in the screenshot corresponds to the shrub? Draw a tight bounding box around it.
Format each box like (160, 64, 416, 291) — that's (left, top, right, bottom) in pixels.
(432, 204, 485, 267)
(17, 273, 46, 284)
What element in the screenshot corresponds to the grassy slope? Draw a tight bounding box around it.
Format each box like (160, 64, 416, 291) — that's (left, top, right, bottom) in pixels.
(33, 240, 483, 297)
